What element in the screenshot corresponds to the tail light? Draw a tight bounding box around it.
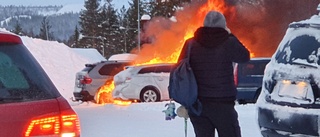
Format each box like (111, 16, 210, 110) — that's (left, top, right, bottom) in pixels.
(233, 64, 238, 86)
(80, 76, 92, 84)
(25, 109, 81, 137)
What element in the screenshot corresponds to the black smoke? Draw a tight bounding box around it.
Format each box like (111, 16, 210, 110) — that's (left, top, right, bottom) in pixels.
(226, 0, 320, 57)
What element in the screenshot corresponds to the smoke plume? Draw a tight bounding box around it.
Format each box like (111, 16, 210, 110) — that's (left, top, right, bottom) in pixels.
(133, 0, 320, 64)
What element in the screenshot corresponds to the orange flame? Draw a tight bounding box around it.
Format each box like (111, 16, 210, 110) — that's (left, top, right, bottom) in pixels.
(97, 0, 255, 105)
(95, 81, 114, 104)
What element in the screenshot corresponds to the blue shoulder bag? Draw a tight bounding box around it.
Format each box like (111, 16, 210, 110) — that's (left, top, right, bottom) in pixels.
(168, 39, 202, 116)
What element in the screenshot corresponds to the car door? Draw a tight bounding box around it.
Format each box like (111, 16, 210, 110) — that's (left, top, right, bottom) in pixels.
(153, 65, 172, 100)
(236, 59, 270, 100)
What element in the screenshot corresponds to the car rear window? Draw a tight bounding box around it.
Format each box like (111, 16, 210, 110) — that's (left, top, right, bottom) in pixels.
(240, 62, 268, 76)
(0, 44, 59, 103)
(275, 34, 320, 66)
(99, 62, 131, 76)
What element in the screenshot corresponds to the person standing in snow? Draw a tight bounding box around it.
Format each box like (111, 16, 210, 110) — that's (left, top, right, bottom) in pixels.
(176, 10, 250, 137)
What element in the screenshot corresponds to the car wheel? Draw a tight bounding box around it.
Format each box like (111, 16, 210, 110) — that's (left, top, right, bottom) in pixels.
(95, 92, 113, 104)
(140, 87, 160, 102)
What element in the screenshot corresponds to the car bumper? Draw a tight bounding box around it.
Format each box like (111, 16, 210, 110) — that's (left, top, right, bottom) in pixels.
(236, 87, 257, 102)
(113, 83, 140, 100)
(257, 102, 319, 136)
(73, 92, 83, 100)
(73, 90, 94, 101)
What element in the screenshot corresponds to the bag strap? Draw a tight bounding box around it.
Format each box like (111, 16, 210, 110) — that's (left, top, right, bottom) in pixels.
(186, 39, 194, 62)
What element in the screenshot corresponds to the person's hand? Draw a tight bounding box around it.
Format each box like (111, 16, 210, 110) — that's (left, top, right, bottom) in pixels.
(177, 106, 189, 119)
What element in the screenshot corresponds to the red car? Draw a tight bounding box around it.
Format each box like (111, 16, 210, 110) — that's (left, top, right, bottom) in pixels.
(0, 31, 81, 136)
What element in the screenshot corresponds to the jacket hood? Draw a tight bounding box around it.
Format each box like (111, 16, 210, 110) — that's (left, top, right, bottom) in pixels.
(194, 27, 229, 48)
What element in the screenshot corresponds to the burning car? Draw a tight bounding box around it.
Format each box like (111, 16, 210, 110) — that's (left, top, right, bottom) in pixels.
(257, 5, 320, 137)
(112, 63, 174, 102)
(73, 60, 133, 103)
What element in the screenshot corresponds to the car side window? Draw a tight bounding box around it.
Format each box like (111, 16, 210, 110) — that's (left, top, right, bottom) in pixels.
(138, 66, 157, 74)
(241, 62, 268, 76)
(99, 63, 129, 76)
(154, 65, 172, 73)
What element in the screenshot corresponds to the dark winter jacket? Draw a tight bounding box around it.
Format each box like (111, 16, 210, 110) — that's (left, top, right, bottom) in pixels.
(178, 27, 250, 102)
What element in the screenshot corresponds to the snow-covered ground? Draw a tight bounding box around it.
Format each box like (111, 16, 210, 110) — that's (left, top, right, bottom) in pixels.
(73, 101, 261, 137)
(20, 35, 263, 137)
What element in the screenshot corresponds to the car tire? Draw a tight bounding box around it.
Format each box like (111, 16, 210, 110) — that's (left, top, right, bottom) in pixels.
(94, 91, 113, 104)
(140, 87, 160, 102)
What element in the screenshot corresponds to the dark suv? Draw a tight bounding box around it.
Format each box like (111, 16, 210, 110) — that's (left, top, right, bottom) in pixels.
(73, 60, 132, 103)
(234, 58, 270, 104)
(0, 32, 80, 136)
(257, 6, 320, 137)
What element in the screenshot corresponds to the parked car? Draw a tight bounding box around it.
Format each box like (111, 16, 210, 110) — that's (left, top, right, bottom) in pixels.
(112, 58, 270, 103)
(0, 31, 80, 136)
(112, 63, 174, 102)
(73, 60, 133, 102)
(234, 58, 270, 104)
(257, 6, 320, 137)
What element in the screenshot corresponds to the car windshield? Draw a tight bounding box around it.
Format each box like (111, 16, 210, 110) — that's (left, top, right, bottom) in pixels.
(275, 31, 320, 67)
(0, 44, 58, 103)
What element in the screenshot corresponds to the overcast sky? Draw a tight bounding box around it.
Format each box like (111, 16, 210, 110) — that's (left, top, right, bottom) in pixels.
(0, 0, 129, 9)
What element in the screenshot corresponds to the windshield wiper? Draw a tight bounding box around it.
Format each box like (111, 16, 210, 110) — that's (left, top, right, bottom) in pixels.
(292, 61, 318, 68)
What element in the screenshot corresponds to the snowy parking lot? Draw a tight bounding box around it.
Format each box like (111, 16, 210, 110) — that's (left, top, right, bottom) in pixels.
(71, 102, 262, 137)
(23, 31, 263, 137)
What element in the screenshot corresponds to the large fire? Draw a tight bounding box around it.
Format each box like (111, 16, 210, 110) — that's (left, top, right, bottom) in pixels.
(97, 0, 257, 105)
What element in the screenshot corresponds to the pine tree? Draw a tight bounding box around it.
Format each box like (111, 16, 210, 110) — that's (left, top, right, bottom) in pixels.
(39, 17, 53, 40)
(125, 0, 145, 53)
(150, 0, 191, 18)
(25, 28, 35, 38)
(118, 6, 130, 53)
(78, 0, 101, 50)
(12, 21, 24, 36)
(69, 25, 80, 48)
(99, 0, 122, 58)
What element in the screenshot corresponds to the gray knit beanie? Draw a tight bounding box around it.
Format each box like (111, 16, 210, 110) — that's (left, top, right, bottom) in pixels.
(203, 11, 226, 28)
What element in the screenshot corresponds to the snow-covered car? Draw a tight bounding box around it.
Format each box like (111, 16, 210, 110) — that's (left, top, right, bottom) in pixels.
(257, 6, 320, 137)
(112, 63, 174, 102)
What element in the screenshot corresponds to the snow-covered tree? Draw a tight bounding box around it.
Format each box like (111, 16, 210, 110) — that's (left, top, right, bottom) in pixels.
(150, 0, 191, 18)
(99, 0, 123, 58)
(79, 0, 101, 49)
(124, 0, 145, 53)
(118, 6, 130, 53)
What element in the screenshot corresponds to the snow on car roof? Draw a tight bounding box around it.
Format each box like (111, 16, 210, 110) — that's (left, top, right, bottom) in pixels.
(290, 13, 320, 25)
(108, 53, 137, 61)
